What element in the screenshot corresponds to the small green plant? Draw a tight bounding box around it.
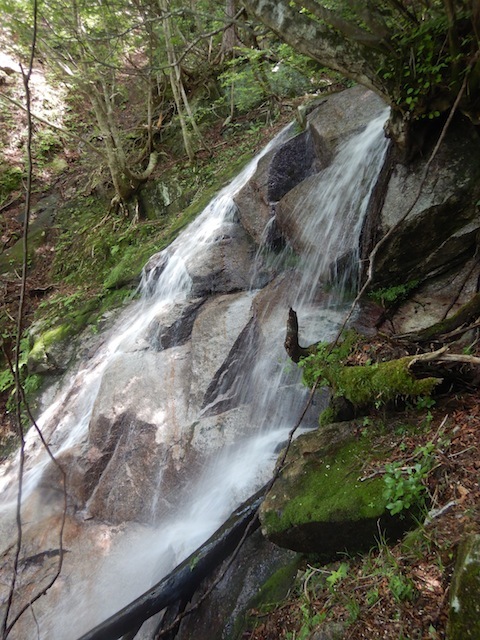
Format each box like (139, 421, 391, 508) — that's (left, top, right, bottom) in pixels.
(416, 395, 436, 424)
(0, 163, 23, 205)
(293, 603, 326, 640)
(345, 597, 361, 623)
(326, 562, 349, 592)
(383, 443, 435, 515)
(388, 573, 416, 603)
(369, 279, 419, 308)
(366, 586, 380, 606)
(416, 396, 435, 411)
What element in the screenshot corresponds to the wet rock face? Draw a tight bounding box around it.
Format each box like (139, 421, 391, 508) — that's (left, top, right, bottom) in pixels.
(267, 128, 324, 203)
(233, 123, 330, 248)
(186, 220, 257, 295)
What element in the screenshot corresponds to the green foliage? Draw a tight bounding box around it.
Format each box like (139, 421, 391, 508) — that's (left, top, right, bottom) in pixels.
(219, 43, 339, 114)
(326, 562, 349, 592)
(285, 603, 326, 640)
(369, 279, 419, 308)
(0, 163, 23, 205)
(383, 442, 435, 515)
(299, 330, 358, 388)
(388, 572, 416, 602)
(0, 337, 42, 413)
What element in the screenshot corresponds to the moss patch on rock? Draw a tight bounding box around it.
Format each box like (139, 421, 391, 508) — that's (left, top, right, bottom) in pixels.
(447, 534, 480, 639)
(260, 422, 408, 556)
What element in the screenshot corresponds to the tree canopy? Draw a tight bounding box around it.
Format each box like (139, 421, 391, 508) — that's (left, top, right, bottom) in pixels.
(241, 0, 480, 157)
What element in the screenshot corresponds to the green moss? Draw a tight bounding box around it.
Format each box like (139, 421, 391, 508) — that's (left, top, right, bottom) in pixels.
(332, 358, 438, 406)
(319, 406, 336, 426)
(29, 325, 71, 359)
(263, 438, 387, 536)
(369, 279, 419, 308)
(302, 343, 439, 409)
(228, 557, 301, 640)
(0, 163, 23, 205)
(250, 559, 301, 609)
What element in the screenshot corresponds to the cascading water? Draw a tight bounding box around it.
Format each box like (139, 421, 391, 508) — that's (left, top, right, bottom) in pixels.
(0, 97, 389, 640)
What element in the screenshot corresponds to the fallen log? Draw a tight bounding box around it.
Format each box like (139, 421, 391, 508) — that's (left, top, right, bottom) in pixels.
(77, 489, 264, 640)
(408, 346, 480, 389)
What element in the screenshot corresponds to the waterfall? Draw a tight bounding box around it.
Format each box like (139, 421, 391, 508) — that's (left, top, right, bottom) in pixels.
(0, 105, 389, 640)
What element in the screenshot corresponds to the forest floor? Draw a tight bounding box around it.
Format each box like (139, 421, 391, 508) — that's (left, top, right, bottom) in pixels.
(245, 389, 480, 640)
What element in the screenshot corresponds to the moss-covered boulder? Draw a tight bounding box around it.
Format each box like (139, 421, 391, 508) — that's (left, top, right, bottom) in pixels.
(447, 534, 480, 639)
(27, 324, 74, 374)
(259, 422, 406, 556)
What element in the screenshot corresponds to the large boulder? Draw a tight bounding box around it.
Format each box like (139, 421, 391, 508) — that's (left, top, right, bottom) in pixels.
(259, 422, 405, 555)
(307, 85, 387, 153)
(189, 292, 254, 414)
(82, 347, 193, 523)
(370, 118, 480, 290)
(185, 219, 258, 295)
(233, 128, 326, 247)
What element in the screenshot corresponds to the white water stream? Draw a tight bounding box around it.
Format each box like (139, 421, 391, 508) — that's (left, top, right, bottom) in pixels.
(0, 110, 389, 639)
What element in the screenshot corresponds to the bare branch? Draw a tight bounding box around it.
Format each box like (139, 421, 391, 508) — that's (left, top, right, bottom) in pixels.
(1, 2, 38, 635)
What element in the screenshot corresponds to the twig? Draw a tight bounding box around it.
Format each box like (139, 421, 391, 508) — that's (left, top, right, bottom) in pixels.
(0, 194, 23, 214)
(1, 351, 67, 637)
(440, 251, 480, 321)
(448, 446, 476, 459)
(1, 4, 67, 637)
(0, 7, 38, 635)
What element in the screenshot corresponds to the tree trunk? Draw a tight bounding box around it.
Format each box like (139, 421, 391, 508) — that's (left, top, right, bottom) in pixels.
(221, 0, 240, 59)
(160, 0, 195, 162)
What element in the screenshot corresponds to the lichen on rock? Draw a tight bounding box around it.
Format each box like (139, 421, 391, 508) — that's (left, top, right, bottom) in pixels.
(447, 534, 480, 639)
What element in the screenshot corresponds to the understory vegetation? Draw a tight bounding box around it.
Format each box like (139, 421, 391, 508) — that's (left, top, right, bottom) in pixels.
(244, 394, 480, 640)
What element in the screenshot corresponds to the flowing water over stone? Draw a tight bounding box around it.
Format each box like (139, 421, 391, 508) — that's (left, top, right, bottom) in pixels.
(0, 89, 389, 639)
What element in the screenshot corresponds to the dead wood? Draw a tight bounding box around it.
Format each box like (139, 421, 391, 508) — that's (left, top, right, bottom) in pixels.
(76, 489, 264, 640)
(284, 308, 315, 363)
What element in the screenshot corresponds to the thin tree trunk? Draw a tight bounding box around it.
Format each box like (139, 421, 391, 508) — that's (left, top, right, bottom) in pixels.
(160, 0, 195, 161)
